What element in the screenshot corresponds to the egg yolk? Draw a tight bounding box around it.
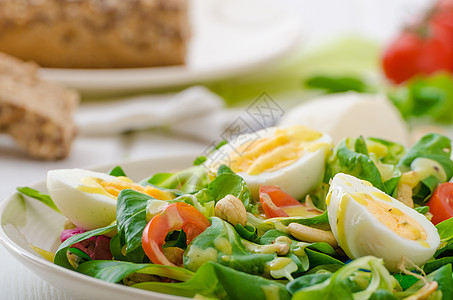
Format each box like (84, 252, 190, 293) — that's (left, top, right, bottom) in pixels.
(78, 176, 174, 200)
(350, 193, 427, 242)
(229, 126, 328, 175)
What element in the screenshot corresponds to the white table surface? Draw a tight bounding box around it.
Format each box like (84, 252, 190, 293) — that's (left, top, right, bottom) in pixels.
(0, 0, 432, 299)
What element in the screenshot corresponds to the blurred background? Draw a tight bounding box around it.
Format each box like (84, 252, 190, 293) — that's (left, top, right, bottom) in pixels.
(1, 0, 453, 296)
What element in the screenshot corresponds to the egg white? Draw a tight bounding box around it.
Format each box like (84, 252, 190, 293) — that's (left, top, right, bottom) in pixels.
(47, 169, 118, 230)
(327, 173, 440, 272)
(205, 126, 332, 200)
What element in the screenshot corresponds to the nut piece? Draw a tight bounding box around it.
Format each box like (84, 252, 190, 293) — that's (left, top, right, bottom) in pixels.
(163, 247, 185, 266)
(214, 194, 247, 226)
(396, 183, 414, 208)
(287, 223, 338, 248)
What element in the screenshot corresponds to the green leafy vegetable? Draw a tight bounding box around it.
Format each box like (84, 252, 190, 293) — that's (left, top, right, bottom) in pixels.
(398, 133, 453, 178)
(134, 261, 291, 300)
(110, 235, 145, 263)
(206, 172, 254, 212)
(108, 166, 127, 177)
(398, 133, 453, 203)
(393, 273, 419, 290)
(54, 224, 116, 270)
(388, 72, 453, 124)
(193, 156, 207, 166)
(304, 75, 370, 94)
(68, 247, 92, 262)
(116, 190, 151, 254)
(433, 217, 453, 257)
(414, 206, 430, 215)
(405, 264, 452, 300)
(16, 187, 61, 213)
(287, 273, 332, 294)
(143, 165, 209, 194)
(184, 217, 278, 277)
(76, 260, 193, 283)
(369, 289, 398, 300)
(324, 136, 404, 195)
(289, 256, 395, 299)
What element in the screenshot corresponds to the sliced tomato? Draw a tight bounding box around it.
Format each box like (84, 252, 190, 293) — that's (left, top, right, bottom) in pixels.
(426, 182, 453, 225)
(259, 185, 303, 218)
(142, 202, 210, 266)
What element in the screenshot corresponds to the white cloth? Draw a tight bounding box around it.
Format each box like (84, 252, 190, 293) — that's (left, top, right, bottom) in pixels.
(77, 86, 222, 139)
(76, 86, 265, 143)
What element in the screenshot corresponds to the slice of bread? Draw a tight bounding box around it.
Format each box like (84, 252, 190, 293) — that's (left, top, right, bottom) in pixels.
(0, 53, 79, 160)
(0, 0, 189, 68)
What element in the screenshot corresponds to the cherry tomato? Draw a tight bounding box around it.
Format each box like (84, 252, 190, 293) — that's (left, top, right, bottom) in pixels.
(142, 202, 210, 266)
(259, 185, 303, 218)
(382, 25, 453, 83)
(426, 182, 453, 225)
(436, 0, 453, 11)
(431, 12, 453, 70)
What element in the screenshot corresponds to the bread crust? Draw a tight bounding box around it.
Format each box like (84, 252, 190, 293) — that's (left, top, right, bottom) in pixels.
(0, 0, 189, 68)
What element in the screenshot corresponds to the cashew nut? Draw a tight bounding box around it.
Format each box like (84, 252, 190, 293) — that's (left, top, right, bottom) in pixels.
(163, 247, 185, 266)
(287, 223, 338, 248)
(214, 194, 247, 226)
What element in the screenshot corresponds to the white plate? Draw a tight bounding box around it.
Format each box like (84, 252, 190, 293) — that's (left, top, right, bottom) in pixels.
(38, 0, 302, 94)
(0, 153, 198, 300)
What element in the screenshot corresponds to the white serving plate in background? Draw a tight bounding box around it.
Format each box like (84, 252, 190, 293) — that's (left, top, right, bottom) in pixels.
(39, 0, 302, 94)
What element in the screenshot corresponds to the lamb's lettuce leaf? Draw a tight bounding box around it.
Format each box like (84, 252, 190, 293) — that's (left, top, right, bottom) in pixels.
(388, 72, 453, 124)
(142, 165, 209, 194)
(135, 261, 291, 300)
(108, 166, 127, 177)
(206, 171, 254, 212)
(324, 136, 404, 195)
(433, 217, 453, 258)
(76, 260, 193, 283)
(16, 187, 61, 213)
(116, 190, 151, 255)
(397, 133, 453, 203)
(288, 256, 395, 299)
(304, 75, 370, 94)
(76, 259, 291, 299)
(184, 217, 278, 276)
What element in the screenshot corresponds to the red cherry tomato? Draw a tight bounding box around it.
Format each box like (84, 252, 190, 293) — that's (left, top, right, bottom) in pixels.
(426, 182, 453, 225)
(382, 25, 453, 83)
(142, 202, 210, 266)
(431, 12, 453, 69)
(259, 185, 303, 218)
(436, 0, 453, 11)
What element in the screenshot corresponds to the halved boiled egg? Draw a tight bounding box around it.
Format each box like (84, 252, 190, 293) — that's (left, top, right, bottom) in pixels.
(205, 125, 332, 200)
(327, 173, 440, 272)
(47, 169, 173, 230)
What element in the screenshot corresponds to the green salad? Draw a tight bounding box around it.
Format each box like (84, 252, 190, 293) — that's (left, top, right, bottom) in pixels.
(18, 125, 453, 300)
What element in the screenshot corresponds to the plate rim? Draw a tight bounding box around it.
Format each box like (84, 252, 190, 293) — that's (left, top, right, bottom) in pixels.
(0, 152, 201, 300)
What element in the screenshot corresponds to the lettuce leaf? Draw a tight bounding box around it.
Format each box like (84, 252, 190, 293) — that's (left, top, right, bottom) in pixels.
(324, 136, 404, 195)
(397, 133, 453, 203)
(388, 72, 453, 124)
(16, 187, 61, 214)
(134, 261, 291, 300)
(289, 256, 395, 299)
(142, 165, 209, 194)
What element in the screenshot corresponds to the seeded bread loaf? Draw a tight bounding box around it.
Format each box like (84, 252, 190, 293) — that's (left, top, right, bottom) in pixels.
(0, 53, 79, 160)
(0, 0, 189, 68)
